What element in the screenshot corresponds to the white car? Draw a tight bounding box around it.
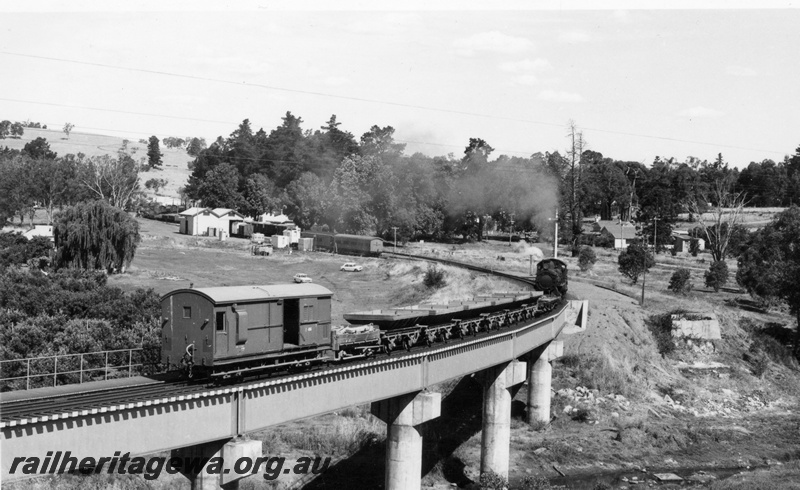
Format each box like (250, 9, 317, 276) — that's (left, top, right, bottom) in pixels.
(293, 273, 312, 283)
(340, 263, 363, 272)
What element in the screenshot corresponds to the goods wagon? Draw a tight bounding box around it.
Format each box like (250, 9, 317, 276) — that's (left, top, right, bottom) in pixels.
(161, 283, 333, 377)
(300, 232, 383, 256)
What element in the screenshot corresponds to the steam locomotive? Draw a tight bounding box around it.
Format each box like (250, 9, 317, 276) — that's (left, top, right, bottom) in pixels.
(533, 258, 568, 297)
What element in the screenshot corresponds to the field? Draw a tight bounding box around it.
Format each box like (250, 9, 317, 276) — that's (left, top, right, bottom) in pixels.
(1, 127, 191, 203)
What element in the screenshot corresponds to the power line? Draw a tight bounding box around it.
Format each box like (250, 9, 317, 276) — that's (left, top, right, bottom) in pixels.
(0, 50, 788, 156)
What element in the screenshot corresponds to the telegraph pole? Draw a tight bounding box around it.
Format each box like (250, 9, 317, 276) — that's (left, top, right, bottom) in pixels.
(653, 216, 661, 255)
(553, 208, 559, 258)
(509, 214, 515, 246)
(391, 227, 399, 253)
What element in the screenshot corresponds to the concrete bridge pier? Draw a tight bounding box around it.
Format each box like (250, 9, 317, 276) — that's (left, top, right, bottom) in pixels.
(526, 340, 563, 425)
(478, 360, 527, 479)
(172, 438, 261, 490)
(371, 391, 441, 490)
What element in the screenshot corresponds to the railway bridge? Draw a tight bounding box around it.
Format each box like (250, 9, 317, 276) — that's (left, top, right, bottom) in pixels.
(2, 300, 587, 489)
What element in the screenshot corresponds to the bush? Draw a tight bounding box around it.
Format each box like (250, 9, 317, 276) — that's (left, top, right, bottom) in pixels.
(647, 312, 677, 356)
(704, 260, 728, 292)
(668, 268, 693, 294)
(617, 243, 654, 284)
(480, 471, 509, 490)
(689, 238, 700, 256)
(578, 246, 597, 272)
(423, 263, 446, 289)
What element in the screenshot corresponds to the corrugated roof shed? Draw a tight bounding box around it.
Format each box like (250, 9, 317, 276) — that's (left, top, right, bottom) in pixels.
(179, 207, 209, 216)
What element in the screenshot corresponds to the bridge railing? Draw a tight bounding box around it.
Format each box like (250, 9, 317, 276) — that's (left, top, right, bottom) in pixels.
(0, 347, 160, 391)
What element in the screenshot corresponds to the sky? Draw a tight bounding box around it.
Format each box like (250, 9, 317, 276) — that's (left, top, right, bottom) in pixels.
(1, 0, 799, 170)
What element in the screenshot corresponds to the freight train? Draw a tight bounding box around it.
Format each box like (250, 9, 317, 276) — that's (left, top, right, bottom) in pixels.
(160, 259, 568, 379)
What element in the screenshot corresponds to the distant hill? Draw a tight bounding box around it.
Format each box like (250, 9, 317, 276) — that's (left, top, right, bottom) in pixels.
(1, 127, 192, 202)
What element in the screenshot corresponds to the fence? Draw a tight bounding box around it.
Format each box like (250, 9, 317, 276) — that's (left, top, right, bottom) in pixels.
(0, 347, 160, 391)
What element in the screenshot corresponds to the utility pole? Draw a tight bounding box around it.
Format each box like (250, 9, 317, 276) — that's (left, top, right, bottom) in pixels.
(641, 235, 648, 306)
(391, 227, 399, 253)
(508, 214, 515, 246)
(553, 208, 559, 258)
(653, 216, 660, 256)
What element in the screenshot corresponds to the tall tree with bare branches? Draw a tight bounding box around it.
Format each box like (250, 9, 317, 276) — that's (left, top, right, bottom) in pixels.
(686, 176, 747, 262)
(77, 154, 141, 210)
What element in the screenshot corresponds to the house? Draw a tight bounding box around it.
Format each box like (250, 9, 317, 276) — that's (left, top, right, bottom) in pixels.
(597, 220, 638, 249)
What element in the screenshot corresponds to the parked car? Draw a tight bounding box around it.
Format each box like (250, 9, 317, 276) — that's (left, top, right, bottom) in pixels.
(293, 273, 312, 283)
(340, 262, 363, 272)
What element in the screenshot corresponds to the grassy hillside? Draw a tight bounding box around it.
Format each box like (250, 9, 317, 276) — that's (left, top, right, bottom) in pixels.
(1, 128, 191, 202)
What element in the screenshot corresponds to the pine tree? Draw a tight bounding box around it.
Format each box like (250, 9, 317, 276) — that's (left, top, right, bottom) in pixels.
(147, 135, 163, 169)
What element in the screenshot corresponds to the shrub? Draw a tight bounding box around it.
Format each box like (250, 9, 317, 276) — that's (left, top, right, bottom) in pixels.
(617, 244, 654, 284)
(647, 313, 677, 356)
(689, 238, 700, 256)
(520, 474, 553, 490)
(423, 263, 446, 289)
(668, 268, 693, 295)
(578, 246, 597, 272)
(704, 260, 728, 292)
(480, 471, 509, 490)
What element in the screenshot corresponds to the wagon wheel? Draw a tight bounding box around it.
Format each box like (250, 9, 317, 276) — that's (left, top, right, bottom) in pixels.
(402, 337, 412, 351)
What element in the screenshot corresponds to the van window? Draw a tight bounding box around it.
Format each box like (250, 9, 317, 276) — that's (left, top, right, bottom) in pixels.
(215, 311, 225, 331)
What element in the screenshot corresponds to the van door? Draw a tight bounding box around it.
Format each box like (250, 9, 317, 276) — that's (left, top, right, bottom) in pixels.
(214, 309, 228, 357)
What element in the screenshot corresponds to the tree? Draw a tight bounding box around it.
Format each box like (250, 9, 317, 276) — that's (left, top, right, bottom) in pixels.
(77, 154, 141, 210)
(578, 246, 596, 272)
(669, 269, 693, 295)
(53, 200, 141, 273)
(736, 206, 800, 355)
(686, 176, 747, 262)
(0, 120, 11, 139)
(22, 137, 57, 159)
(186, 137, 207, 157)
(704, 261, 728, 292)
(242, 174, 283, 219)
(144, 178, 168, 194)
(146, 136, 163, 169)
(195, 162, 244, 209)
(618, 243, 654, 284)
(63, 122, 74, 140)
(10, 122, 24, 138)
(360, 125, 406, 159)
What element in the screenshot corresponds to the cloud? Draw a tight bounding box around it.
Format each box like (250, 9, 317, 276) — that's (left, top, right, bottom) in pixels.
(499, 58, 552, 73)
(726, 65, 757, 77)
(537, 90, 584, 103)
(558, 31, 591, 44)
(677, 106, 724, 118)
(453, 31, 534, 56)
(511, 74, 539, 86)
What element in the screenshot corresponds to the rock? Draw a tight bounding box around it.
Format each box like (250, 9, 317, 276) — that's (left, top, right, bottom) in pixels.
(563, 405, 573, 414)
(722, 388, 735, 397)
(533, 447, 547, 455)
(664, 394, 674, 404)
(611, 412, 620, 418)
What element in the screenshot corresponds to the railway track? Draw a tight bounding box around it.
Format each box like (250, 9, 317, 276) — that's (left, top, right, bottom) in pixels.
(1, 253, 558, 424)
